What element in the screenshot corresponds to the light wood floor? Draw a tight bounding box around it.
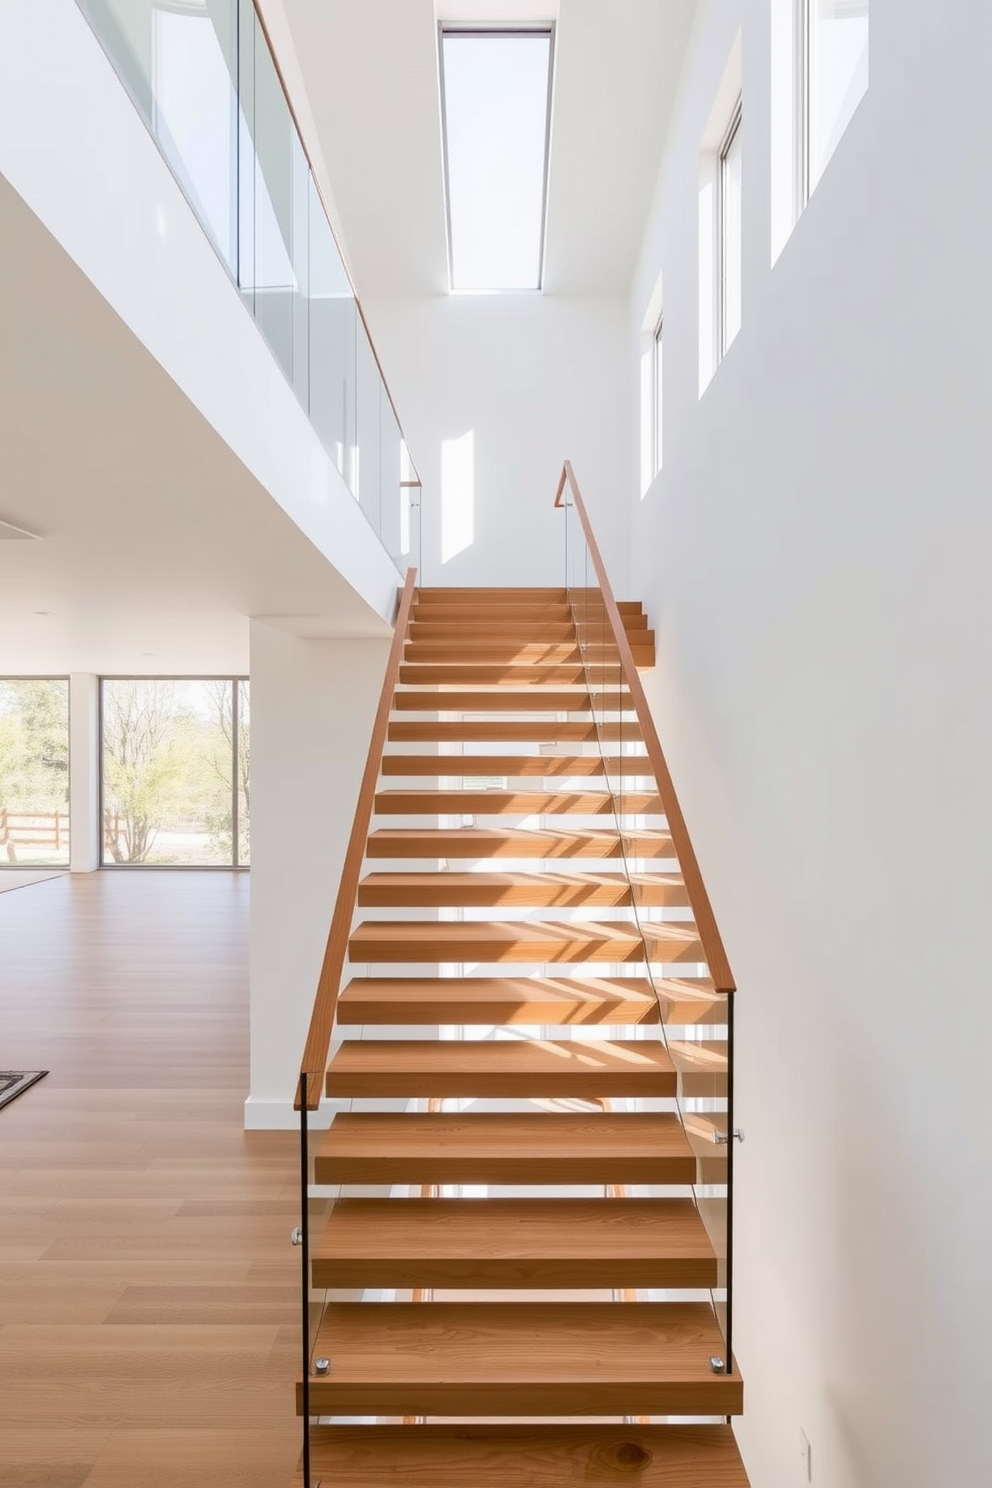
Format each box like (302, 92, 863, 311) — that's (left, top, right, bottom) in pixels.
(0, 871, 300, 1488)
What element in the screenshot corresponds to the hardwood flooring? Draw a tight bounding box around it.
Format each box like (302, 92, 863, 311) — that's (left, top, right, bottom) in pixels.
(0, 871, 300, 1488)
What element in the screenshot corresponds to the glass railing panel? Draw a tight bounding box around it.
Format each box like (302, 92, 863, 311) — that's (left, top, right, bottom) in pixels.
(355, 322, 383, 535)
(78, 0, 419, 569)
(81, 0, 240, 276)
(560, 473, 734, 1369)
(308, 182, 358, 488)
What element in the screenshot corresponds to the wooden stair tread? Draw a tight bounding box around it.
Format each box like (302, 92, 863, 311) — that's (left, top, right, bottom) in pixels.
(312, 1197, 717, 1288)
(365, 828, 675, 858)
(399, 664, 607, 686)
(314, 1111, 697, 1184)
(356, 872, 689, 908)
(380, 754, 652, 777)
(389, 721, 631, 742)
(298, 1424, 749, 1487)
(347, 919, 702, 964)
(405, 643, 653, 665)
(394, 691, 609, 713)
(337, 975, 663, 1024)
(299, 1302, 742, 1415)
(325, 1037, 677, 1097)
(373, 789, 661, 814)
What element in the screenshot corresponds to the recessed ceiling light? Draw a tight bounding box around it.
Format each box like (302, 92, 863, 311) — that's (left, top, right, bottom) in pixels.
(34, 610, 53, 616)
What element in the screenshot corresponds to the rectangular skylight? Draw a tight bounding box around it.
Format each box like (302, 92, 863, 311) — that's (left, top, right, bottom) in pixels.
(440, 28, 554, 292)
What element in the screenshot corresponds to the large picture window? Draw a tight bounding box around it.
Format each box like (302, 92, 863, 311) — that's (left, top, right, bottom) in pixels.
(0, 679, 70, 867)
(100, 679, 249, 867)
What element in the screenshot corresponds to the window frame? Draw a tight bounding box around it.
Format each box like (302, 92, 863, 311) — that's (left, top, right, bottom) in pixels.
(717, 94, 743, 360)
(652, 313, 664, 477)
(0, 676, 71, 870)
(438, 24, 556, 294)
(98, 676, 249, 871)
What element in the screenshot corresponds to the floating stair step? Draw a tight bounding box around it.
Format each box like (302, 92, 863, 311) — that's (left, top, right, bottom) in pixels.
(337, 975, 663, 1025)
(356, 872, 689, 908)
(380, 753, 652, 777)
(404, 639, 655, 663)
(299, 1302, 742, 1417)
(325, 1037, 677, 1098)
(311, 1197, 718, 1289)
(314, 1111, 696, 1185)
(413, 604, 575, 624)
(393, 691, 603, 713)
(373, 788, 661, 815)
(347, 919, 702, 965)
(417, 587, 570, 601)
(399, 663, 601, 686)
(365, 828, 674, 859)
(389, 721, 630, 743)
(298, 1424, 749, 1488)
(670, 1039, 729, 1096)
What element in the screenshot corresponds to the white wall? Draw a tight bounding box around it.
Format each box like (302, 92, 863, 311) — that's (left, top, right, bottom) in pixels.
(364, 295, 631, 590)
(247, 621, 389, 1126)
(628, 2, 992, 1486)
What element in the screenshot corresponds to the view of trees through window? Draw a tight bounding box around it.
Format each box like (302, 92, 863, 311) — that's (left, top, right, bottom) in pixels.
(0, 679, 71, 867)
(101, 679, 249, 867)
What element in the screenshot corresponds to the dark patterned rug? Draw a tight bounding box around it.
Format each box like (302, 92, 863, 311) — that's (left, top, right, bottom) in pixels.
(0, 1071, 47, 1110)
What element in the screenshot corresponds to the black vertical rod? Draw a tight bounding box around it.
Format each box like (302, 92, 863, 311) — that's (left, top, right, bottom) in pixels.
(725, 990, 736, 1374)
(299, 1073, 311, 1488)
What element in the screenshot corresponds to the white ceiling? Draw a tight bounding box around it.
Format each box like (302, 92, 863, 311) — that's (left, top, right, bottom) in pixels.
(270, 0, 697, 298)
(0, 171, 390, 677)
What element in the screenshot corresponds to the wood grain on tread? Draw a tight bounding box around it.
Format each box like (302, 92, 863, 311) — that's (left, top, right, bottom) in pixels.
(298, 1302, 742, 1416)
(336, 975, 663, 1025)
(388, 721, 629, 742)
(393, 691, 601, 713)
(325, 1037, 677, 1098)
(356, 872, 690, 908)
(379, 754, 652, 777)
(314, 1111, 697, 1185)
(347, 918, 702, 964)
(311, 1197, 717, 1289)
(373, 788, 661, 815)
(298, 1424, 749, 1487)
(400, 663, 597, 686)
(365, 827, 675, 858)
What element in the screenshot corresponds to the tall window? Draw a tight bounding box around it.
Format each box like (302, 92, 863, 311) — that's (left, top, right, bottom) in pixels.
(0, 679, 70, 867)
(439, 28, 555, 292)
(101, 679, 249, 867)
(652, 314, 664, 477)
(772, 0, 869, 258)
(719, 98, 743, 358)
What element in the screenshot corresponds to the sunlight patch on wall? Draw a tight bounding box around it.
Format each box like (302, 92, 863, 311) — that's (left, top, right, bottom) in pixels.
(441, 430, 476, 563)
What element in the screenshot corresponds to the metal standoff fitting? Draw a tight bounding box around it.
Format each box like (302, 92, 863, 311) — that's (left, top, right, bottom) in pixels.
(290, 1227, 303, 1246)
(709, 1356, 726, 1374)
(314, 1357, 331, 1376)
(714, 1129, 745, 1145)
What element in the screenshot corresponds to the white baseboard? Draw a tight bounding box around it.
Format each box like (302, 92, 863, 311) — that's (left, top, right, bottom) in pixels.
(243, 1096, 339, 1130)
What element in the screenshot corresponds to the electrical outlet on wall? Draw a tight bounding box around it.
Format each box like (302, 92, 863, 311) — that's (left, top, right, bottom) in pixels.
(799, 1428, 812, 1482)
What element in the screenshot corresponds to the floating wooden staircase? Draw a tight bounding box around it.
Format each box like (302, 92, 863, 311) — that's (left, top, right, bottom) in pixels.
(293, 490, 745, 1485)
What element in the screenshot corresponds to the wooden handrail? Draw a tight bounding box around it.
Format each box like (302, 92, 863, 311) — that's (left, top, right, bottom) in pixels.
(296, 568, 418, 1108)
(555, 461, 736, 995)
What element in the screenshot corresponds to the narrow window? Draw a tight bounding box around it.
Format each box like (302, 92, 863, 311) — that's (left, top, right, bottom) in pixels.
(0, 679, 70, 868)
(439, 28, 555, 292)
(718, 98, 743, 358)
(652, 315, 664, 477)
(803, 0, 869, 198)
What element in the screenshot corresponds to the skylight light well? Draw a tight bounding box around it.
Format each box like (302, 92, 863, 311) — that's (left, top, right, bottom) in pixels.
(440, 27, 554, 293)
